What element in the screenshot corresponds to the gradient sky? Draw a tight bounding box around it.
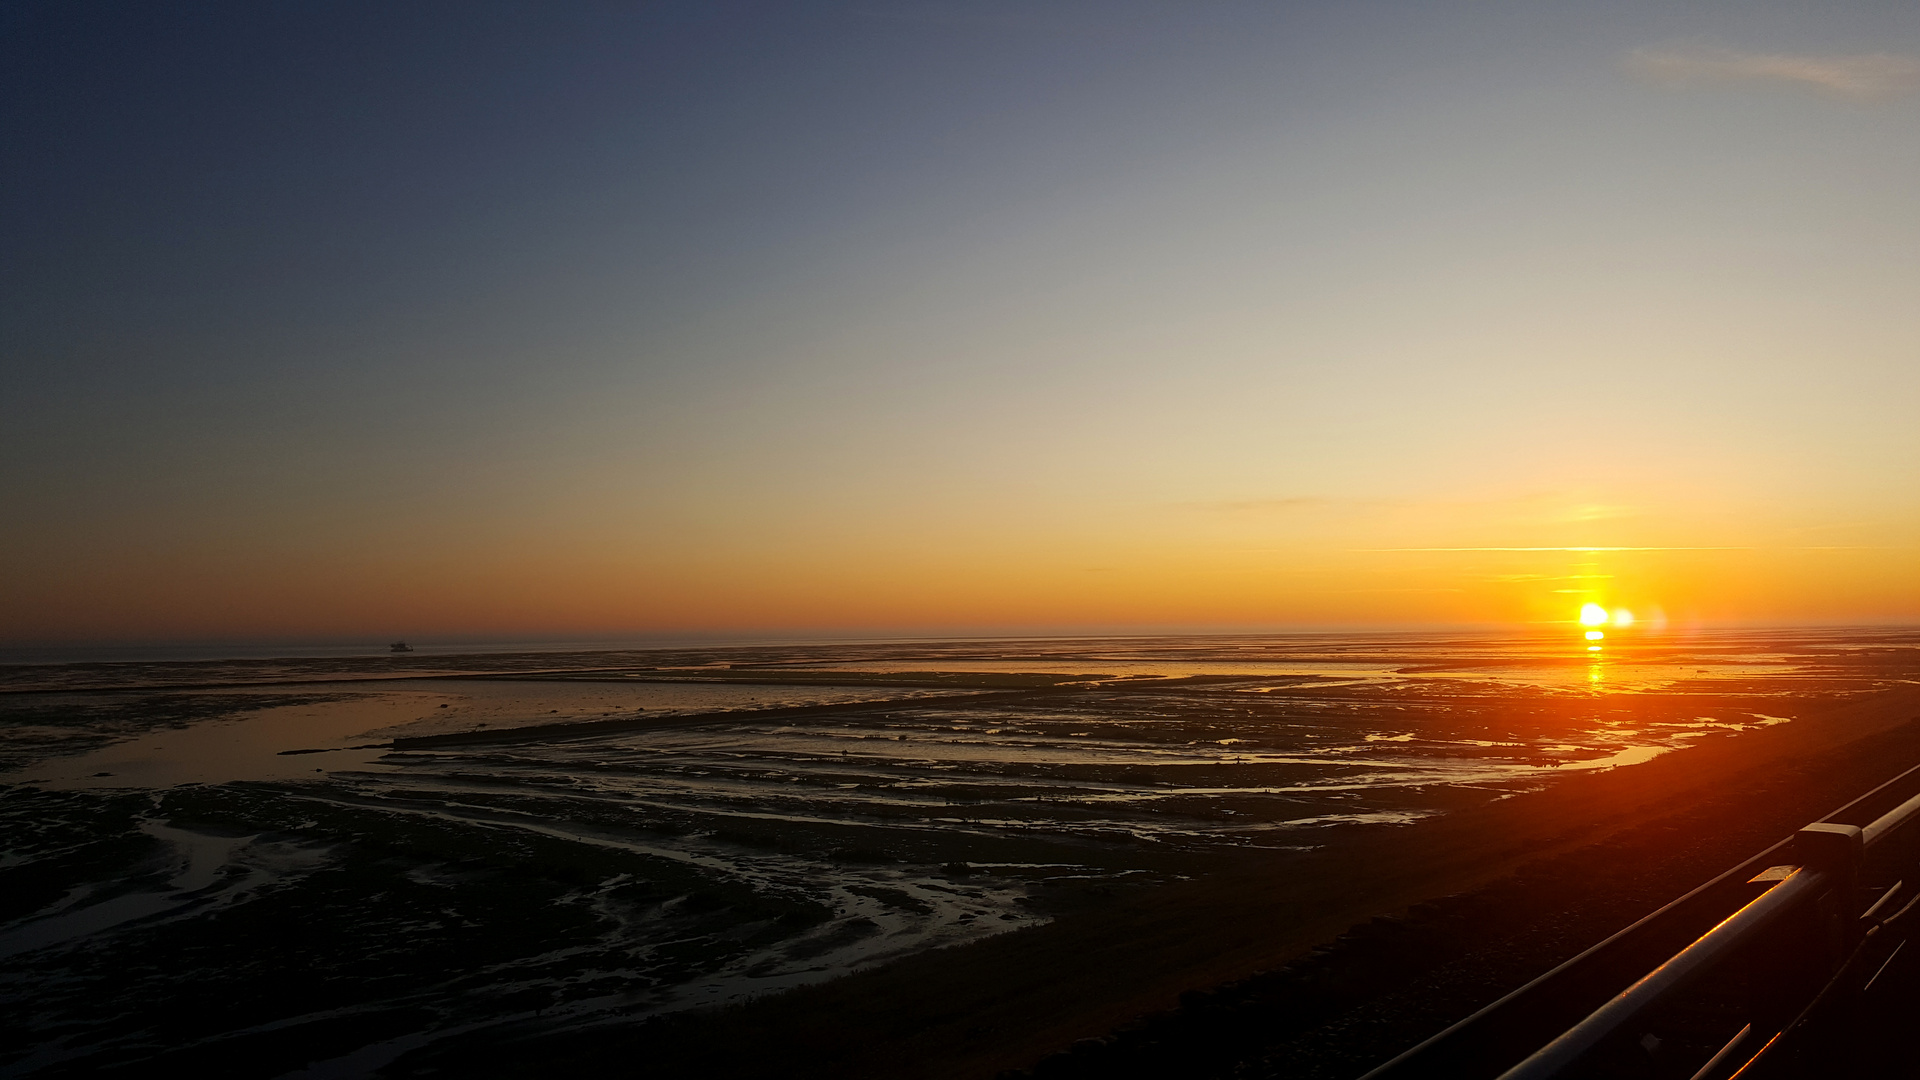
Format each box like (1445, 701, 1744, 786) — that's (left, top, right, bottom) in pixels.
(4, 0, 1918, 644)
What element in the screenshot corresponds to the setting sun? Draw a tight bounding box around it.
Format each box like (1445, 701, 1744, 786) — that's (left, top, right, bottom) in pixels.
(5, 6, 1920, 1080)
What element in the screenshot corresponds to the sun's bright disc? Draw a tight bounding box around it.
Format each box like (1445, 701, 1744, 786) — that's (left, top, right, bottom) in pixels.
(1578, 603, 1609, 626)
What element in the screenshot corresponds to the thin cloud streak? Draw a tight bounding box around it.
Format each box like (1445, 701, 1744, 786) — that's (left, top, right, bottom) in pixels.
(1627, 43, 1920, 99)
(1358, 546, 1892, 552)
(1359, 546, 1750, 552)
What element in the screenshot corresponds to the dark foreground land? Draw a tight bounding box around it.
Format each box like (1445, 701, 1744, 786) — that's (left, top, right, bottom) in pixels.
(415, 683, 1920, 1079)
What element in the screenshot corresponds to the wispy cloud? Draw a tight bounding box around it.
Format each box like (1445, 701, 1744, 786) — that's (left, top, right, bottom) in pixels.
(1358, 546, 1889, 553)
(1359, 546, 1749, 552)
(1627, 43, 1920, 100)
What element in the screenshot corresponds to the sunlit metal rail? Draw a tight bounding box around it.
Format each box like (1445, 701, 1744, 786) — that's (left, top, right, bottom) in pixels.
(1360, 759, 1920, 1079)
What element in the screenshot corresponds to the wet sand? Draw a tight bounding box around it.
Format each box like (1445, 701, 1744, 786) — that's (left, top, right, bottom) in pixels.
(415, 679, 1920, 1079)
(4, 630, 1917, 1078)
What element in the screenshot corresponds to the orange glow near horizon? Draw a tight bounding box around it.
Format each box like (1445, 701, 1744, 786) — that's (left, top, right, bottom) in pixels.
(2, 497, 1916, 643)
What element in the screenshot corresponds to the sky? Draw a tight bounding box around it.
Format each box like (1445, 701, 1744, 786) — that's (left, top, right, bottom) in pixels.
(3, 0, 1918, 645)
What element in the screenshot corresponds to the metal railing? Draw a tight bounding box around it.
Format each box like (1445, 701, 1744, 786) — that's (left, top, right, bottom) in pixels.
(1361, 759, 1920, 1079)
(1494, 828, 1852, 1079)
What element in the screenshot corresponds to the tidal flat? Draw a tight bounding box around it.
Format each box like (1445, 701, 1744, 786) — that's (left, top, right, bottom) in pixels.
(2, 630, 1917, 1077)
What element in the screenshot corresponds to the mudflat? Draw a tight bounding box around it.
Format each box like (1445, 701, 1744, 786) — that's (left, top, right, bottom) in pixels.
(3, 630, 1916, 1078)
(428, 676, 1920, 1078)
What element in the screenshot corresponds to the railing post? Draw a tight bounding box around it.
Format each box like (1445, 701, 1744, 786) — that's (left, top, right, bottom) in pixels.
(1796, 823, 1865, 957)
(1795, 825, 1862, 901)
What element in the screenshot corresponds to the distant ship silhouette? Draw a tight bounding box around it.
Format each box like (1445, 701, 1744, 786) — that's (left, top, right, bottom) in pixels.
(389, 641, 414, 653)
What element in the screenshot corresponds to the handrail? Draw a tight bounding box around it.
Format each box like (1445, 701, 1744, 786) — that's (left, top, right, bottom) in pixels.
(1863, 790, 1920, 846)
(1492, 869, 1829, 1080)
(1354, 837, 1793, 1080)
(1360, 757, 1920, 1079)
(1492, 772, 1920, 1079)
